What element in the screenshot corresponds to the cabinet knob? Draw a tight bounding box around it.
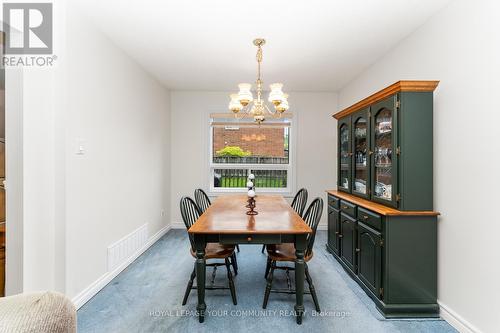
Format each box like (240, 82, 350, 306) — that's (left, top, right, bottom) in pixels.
(335, 231, 339, 235)
(342, 206, 349, 210)
(355, 248, 360, 252)
(338, 234, 343, 238)
(247, 236, 252, 242)
(363, 215, 369, 220)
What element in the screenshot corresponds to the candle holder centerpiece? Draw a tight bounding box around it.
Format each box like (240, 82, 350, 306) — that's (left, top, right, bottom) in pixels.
(246, 190, 257, 215)
(246, 173, 258, 215)
(246, 174, 256, 208)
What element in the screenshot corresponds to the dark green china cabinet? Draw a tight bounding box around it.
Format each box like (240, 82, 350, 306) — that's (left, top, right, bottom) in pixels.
(327, 81, 440, 318)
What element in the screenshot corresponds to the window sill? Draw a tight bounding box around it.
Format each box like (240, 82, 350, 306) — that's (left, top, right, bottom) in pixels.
(208, 188, 294, 198)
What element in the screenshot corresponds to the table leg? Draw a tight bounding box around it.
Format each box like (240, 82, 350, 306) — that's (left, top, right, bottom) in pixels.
(294, 234, 307, 324)
(194, 234, 207, 323)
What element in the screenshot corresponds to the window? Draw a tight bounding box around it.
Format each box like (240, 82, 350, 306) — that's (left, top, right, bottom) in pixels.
(209, 114, 294, 194)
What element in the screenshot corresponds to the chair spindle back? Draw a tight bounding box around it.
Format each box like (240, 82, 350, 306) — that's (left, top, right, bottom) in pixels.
(194, 189, 211, 213)
(180, 196, 202, 250)
(302, 197, 324, 257)
(291, 188, 308, 217)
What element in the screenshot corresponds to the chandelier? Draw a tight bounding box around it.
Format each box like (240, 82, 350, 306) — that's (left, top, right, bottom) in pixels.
(228, 38, 289, 124)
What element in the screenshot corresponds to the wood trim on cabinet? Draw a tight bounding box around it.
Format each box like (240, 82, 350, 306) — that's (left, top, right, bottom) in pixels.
(333, 80, 439, 119)
(326, 190, 440, 216)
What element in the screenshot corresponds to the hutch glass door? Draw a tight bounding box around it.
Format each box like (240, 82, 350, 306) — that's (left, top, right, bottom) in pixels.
(352, 110, 369, 198)
(338, 119, 351, 192)
(372, 105, 395, 204)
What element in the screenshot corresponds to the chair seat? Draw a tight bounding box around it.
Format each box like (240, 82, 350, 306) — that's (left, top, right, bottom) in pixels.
(266, 243, 313, 262)
(190, 243, 235, 259)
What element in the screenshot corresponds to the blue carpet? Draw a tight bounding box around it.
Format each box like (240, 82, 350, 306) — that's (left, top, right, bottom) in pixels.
(77, 230, 456, 333)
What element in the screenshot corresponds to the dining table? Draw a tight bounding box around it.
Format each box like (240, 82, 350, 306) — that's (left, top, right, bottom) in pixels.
(188, 194, 312, 324)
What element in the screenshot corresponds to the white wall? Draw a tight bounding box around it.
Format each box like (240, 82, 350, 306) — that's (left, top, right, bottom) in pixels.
(7, 3, 172, 299)
(7, 0, 69, 295)
(21, 69, 57, 292)
(337, 1, 500, 332)
(64, 8, 171, 299)
(170, 91, 337, 226)
(4, 67, 23, 295)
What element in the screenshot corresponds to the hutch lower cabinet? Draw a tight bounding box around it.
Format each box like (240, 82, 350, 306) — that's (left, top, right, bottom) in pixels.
(328, 81, 440, 318)
(327, 191, 439, 318)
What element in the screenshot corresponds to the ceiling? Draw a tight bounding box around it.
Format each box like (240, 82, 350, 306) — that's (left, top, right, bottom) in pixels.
(76, 0, 452, 91)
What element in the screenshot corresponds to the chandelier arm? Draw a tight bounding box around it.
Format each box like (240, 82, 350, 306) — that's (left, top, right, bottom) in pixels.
(234, 111, 246, 121)
(264, 103, 275, 115)
(244, 102, 254, 115)
(234, 101, 254, 121)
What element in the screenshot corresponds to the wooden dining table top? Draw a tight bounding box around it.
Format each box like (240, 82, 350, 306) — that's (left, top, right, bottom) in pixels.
(188, 194, 312, 235)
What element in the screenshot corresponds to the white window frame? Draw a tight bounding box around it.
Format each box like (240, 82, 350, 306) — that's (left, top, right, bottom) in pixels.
(208, 117, 296, 196)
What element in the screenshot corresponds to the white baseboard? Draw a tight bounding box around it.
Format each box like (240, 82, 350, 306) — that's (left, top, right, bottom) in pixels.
(439, 301, 481, 333)
(72, 224, 172, 309)
(171, 221, 186, 229)
(317, 224, 327, 231)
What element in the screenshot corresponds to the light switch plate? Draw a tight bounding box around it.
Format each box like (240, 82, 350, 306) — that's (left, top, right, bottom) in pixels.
(76, 139, 86, 155)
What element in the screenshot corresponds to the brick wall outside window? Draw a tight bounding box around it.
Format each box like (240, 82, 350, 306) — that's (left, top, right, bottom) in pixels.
(213, 127, 285, 157)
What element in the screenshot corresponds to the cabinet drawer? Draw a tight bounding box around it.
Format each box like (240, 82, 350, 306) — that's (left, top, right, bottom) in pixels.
(340, 200, 356, 218)
(328, 195, 340, 209)
(219, 234, 281, 245)
(358, 207, 382, 231)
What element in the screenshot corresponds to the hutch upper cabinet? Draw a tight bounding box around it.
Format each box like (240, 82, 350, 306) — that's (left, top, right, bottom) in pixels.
(335, 81, 438, 210)
(328, 81, 440, 318)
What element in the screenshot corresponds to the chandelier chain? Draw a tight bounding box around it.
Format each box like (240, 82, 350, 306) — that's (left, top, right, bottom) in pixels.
(256, 45, 263, 101)
(256, 46, 262, 82)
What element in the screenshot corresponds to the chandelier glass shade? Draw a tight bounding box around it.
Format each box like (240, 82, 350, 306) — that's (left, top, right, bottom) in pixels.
(228, 39, 289, 124)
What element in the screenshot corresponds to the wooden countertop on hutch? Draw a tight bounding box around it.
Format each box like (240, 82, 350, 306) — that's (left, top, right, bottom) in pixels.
(333, 80, 439, 119)
(326, 190, 440, 216)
